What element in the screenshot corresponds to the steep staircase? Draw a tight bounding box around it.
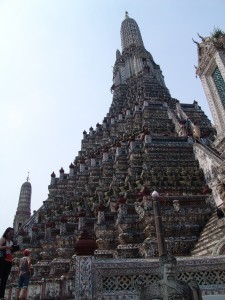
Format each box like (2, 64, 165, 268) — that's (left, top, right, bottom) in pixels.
(191, 208, 225, 256)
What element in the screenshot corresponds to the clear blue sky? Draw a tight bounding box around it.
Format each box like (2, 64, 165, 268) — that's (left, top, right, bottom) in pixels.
(0, 0, 224, 232)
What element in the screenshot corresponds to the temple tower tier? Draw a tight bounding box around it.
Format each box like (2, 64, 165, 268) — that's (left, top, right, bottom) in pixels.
(196, 30, 225, 156)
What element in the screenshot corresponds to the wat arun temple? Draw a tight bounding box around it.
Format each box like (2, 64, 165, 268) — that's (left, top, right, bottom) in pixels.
(8, 13, 225, 300)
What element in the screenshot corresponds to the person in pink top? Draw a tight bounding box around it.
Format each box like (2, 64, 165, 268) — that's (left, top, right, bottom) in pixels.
(0, 227, 15, 299)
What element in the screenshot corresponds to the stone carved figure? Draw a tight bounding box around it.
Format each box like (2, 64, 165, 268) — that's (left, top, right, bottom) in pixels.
(192, 124, 201, 140)
(159, 255, 202, 300)
(141, 237, 157, 258)
(173, 200, 180, 212)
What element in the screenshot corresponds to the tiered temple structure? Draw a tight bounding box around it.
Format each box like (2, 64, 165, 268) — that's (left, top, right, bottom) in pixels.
(7, 14, 225, 300)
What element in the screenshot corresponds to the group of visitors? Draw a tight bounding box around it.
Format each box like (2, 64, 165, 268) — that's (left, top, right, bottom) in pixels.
(0, 227, 30, 300)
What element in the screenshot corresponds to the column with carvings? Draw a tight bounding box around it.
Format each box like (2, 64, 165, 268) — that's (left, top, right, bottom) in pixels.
(74, 229, 97, 300)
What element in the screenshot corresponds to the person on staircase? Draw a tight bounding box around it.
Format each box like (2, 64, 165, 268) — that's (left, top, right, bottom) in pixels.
(16, 249, 31, 300)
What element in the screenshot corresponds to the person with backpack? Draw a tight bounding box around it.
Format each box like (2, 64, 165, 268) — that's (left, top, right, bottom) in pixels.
(0, 227, 16, 300)
(16, 249, 31, 300)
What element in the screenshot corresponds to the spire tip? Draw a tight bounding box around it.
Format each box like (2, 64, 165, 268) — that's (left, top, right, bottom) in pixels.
(26, 172, 30, 182)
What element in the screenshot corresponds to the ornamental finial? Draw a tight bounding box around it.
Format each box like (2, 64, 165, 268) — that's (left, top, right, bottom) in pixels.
(125, 11, 129, 19)
(197, 32, 205, 42)
(152, 190, 159, 200)
(26, 172, 30, 182)
(192, 38, 199, 46)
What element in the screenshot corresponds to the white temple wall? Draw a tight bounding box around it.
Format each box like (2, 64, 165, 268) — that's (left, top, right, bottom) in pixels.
(193, 143, 223, 206)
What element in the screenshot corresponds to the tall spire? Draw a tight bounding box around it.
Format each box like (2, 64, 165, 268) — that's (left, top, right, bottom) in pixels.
(13, 175, 32, 232)
(112, 14, 168, 91)
(120, 13, 144, 50)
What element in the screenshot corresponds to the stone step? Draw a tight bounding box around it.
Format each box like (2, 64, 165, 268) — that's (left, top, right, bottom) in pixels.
(197, 220, 221, 239)
(200, 215, 224, 231)
(191, 240, 220, 255)
(197, 229, 224, 243)
(197, 224, 223, 239)
(195, 228, 223, 244)
(191, 211, 225, 256)
(191, 236, 222, 255)
(191, 240, 222, 256)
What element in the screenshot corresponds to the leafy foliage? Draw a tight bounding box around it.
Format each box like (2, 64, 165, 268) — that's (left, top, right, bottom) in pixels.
(211, 27, 225, 39)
